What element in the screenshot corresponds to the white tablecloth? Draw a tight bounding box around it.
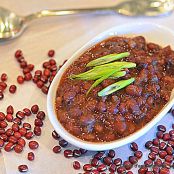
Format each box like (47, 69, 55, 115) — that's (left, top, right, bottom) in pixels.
(0, 0, 174, 173)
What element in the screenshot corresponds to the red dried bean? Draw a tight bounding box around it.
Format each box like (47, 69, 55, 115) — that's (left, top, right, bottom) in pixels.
(97, 164, 107, 172)
(35, 70, 42, 77)
(0, 82, 7, 90)
(148, 152, 156, 160)
(8, 136, 18, 144)
(25, 131, 34, 140)
(0, 134, 8, 141)
(13, 118, 21, 125)
(0, 121, 8, 128)
(103, 157, 112, 166)
(0, 128, 5, 134)
(108, 149, 115, 158)
(153, 138, 160, 146)
(19, 127, 27, 136)
(53, 145, 61, 153)
(0, 112, 5, 121)
(91, 158, 99, 167)
(14, 132, 21, 139)
(134, 151, 143, 159)
(156, 131, 164, 139)
(16, 111, 25, 119)
(49, 59, 56, 65)
(23, 68, 30, 74)
(83, 164, 93, 171)
(52, 130, 60, 140)
(150, 146, 159, 155)
(163, 133, 170, 141)
(28, 141, 39, 150)
(28, 152, 35, 161)
(157, 125, 166, 132)
(114, 158, 122, 166)
(159, 142, 167, 150)
(117, 166, 126, 174)
(123, 161, 132, 170)
(145, 141, 153, 149)
(34, 126, 41, 136)
(1, 73, 8, 81)
(18, 138, 26, 147)
(64, 149, 73, 158)
(6, 114, 13, 122)
(129, 156, 138, 164)
(37, 80, 44, 88)
(59, 139, 68, 147)
(24, 73, 32, 81)
(41, 85, 48, 94)
(36, 111, 45, 120)
(94, 151, 105, 160)
(14, 144, 23, 153)
(18, 165, 28, 173)
(27, 64, 34, 71)
(6, 105, 14, 114)
(9, 85, 17, 93)
(73, 149, 81, 158)
(20, 61, 27, 69)
(144, 159, 153, 167)
(15, 50, 22, 58)
(0, 92, 4, 100)
(79, 148, 87, 154)
(4, 142, 14, 152)
(23, 123, 31, 130)
(34, 118, 43, 127)
(73, 161, 81, 170)
(138, 166, 148, 174)
(31, 105, 39, 114)
(23, 108, 31, 116)
(109, 163, 117, 172)
(130, 142, 138, 151)
(48, 50, 55, 57)
(5, 128, 14, 136)
(159, 150, 167, 159)
(165, 146, 173, 155)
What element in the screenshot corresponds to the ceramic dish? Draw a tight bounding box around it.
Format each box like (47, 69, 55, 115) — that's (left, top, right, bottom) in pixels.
(47, 22, 174, 151)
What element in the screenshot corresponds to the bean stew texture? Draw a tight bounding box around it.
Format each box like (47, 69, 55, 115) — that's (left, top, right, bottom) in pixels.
(55, 36, 174, 142)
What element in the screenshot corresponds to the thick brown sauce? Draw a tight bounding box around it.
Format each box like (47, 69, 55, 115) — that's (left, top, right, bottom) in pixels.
(56, 36, 174, 142)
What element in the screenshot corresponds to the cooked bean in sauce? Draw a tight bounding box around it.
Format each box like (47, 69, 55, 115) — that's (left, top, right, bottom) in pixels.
(55, 36, 174, 142)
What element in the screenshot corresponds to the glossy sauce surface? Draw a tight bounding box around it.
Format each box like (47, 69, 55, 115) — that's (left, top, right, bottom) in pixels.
(56, 36, 174, 142)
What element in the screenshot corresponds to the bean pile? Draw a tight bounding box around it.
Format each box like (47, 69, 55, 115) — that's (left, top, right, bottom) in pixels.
(51, 108, 174, 174)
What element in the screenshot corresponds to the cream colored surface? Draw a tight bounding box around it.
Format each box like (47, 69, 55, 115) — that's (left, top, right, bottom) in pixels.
(0, 0, 174, 173)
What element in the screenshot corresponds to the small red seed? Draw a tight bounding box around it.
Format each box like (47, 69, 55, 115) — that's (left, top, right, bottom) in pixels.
(9, 85, 17, 94)
(157, 125, 166, 132)
(145, 141, 153, 149)
(73, 149, 82, 158)
(25, 131, 34, 140)
(73, 161, 81, 170)
(0, 134, 8, 142)
(0, 82, 7, 90)
(18, 138, 26, 147)
(6, 114, 13, 122)
(159, 150, 167, 159)
(0, 128, 5, 134)
(33, 126, 41, 136)
(23, 123, 31, 130)
(27, 64, 34, 71)
(129, 156, 138, 164)
(35, 70, 42, 77)
(1, 73, 7, 81)
(16, 111, 25, 119)
(28, 141, 39, 150)
(41, 85, 48, 94)
(14, 144, 23, 153)
(49, 59, 56, 65)
(23, 68, 30, 74)
(83, 164, 93, 171)
(163, 133, 170, 141)
(0, 121, 8, 128)
(14, 132, 21, 139)
(36, 111, 45, 120)
(64, 149, 73, 158)
(18, 165, 28, 173)
(97, 164, 107, 172)
(5, 128, 14, 136)
(20, 61, 27, 69)
(31, 105, 39, 114)
(52, 130, 60, 140)
(15, 50, 22, 58)
(108, 149, 115, 158)
(28, 152, 35, 161)
(144, 159, 153, 167)
(53, 145, 61, 153)
(91, 158, 99, 167)
(123, 161, 133, 170)
(19, 127, 27, 136)
(8, 136, 18, 144)
(59, 139, 68, 147)
(13, 117, 21, 125)
(114, 158, 122, 166)
(34, 118, 43, 127)
(6, 105, 14, 114)
(130, 142, 138, 151)
(4, 142, 14, 152)
(0, 112, 5, 121)
(23, 108, 31, 116)
(43, 69, 51, 77)
(24, 73, 32, 81)
(48, 50, 55, 57)
(134, 151, 143, 159)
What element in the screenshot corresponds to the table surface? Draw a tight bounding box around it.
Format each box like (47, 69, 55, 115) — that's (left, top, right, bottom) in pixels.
(0, 0, 174, 173)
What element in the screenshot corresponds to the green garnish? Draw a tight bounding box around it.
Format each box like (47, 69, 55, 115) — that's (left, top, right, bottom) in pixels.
(110, 71, 126, 79)
(86, 52, 130, 67)
(98, 78, 135, 97)
(70, 52, 136, 97)
(86, 69, 119, 95)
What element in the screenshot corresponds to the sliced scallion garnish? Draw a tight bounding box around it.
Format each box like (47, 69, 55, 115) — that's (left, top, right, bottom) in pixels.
(86, 69, 119, 95)
(86, 52, 130, 67)
(98, 78, 135, 97)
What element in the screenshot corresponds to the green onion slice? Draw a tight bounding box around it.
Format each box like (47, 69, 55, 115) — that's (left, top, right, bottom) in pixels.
(86, 69, 118, 95)
(86, 52, 130, 67)
(98, 78, 135, 97)
(110, 71, 126, 79)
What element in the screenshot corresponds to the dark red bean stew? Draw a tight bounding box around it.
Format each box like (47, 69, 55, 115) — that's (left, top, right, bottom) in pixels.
(55, 36, 174, 142)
